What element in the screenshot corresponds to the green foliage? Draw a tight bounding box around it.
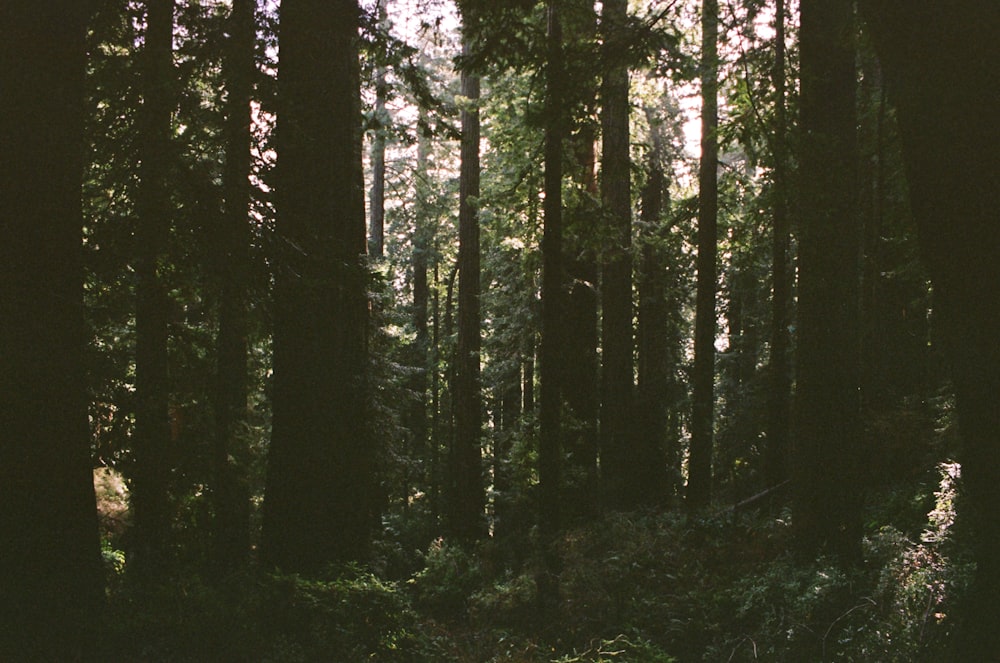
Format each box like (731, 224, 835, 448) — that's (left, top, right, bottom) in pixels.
(410, 538, 486, 619)
(262, 568, 434, 662)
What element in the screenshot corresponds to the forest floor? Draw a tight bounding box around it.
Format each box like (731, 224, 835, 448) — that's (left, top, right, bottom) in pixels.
(98, 458, 971, 662)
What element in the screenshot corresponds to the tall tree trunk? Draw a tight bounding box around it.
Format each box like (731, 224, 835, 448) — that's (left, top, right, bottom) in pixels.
(861, 2, 1000, 655)
(687, 0, 718, 510)
(562, 0, 600, 522)
(764, 0, 792, 492)
(449, 15, 486, 539)
(410, 109, 432, 494)
(368, 0, 389, 258)
(0, 4, 103, 657)
(213, 0, 254, 571)
(599, 0, 635, 509)
(538, 0, 565, 605)
(792, 0, 860, 560)
(261, 0, 373, 571)
(133, 0, 176, 575)
(636, 107, 670, 506)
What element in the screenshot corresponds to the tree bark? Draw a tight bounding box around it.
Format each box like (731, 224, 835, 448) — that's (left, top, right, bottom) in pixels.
(213, 0, 254, 571)
(562, 0, 600, 521)
(368, 0, 389, 258)
(764, 0, 792, 492)
(792, 0, 861, 561)
(861, 1, 1000, 655)
(410, 109, 432, 495)
(636, 107, 670, 506)
(599, 0, 635, 510)
(0, 3, 103, 657)
(261, 0, 373, 571)
(133, 0, 176, 575)
(688, 0, 719, 510)
(449, 13, 486, 540)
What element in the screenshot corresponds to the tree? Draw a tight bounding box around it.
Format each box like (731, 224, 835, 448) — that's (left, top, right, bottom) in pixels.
(538, 0, 565, 601)
(132, 0, 176, 575)
(687, 0, 718, 510)
(861, 1, 1000, 655)
(212, 0, 255, 568)
(635, 105, 672, 506)
(764, 0, 791, 491)
(0, 2, 103, 656)
(448, 5, 487, 541)
(561, 0, 600, 521)
(261, 0, 374, 571)
(598, 0, 636, 509)
(368, 0, 390, 259)
(792, 0, 861, 560)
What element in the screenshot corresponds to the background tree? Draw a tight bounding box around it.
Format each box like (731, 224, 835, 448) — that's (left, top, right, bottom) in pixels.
(598, 0, 636, 509)
(764, 0, 791, 491)
(368, 0, 390, 259)
(862, 1, 1000, 655)
(261, 0, 373, 571)
(212, 0, 256, 570)
(448, 3, 486, 541)
(792, 0, 861, 560)
(687, 0, 718, 509)
(0, 2, 103, 657)
(538, 0, 565, 603)
(556, 0, 601, 522)
(132, 0, 176, 576)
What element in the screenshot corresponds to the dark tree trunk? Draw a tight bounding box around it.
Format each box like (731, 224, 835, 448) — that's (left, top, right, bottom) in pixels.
(368, 0, 389, 258)
(861, 2, 1000, 656)
(261, 0, 373, 571)
(687, 0, 718, 510)
(538, 0, 565, 604)
(561, 0, 600, 521)
(0, 4, 103, 657)
(636, 112, 670, 506)
(492, 360, 521, 541)
(599, 0, 635, 509)
(410, 111, 432, 493)
(212, 0, 254, 571)
(523, 349, 535, 414)
(449, 16, 486, 540)
(792, 0, 861, 561)
(133, 0, 176, 575)
(764, 0, 792, 492)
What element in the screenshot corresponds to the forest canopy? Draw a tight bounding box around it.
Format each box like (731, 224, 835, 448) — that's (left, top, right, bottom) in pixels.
(0, 0, 997, 660)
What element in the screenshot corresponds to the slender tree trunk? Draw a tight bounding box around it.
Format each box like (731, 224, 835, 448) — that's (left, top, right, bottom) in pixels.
(862, 2, 1000, 655)
(562, 0, 600, 521)
(0, 4, 103, 656)
(368, 0, 389, 258)
(133, 0, 176, 575)
(636, 107, 669, 506)
(430, 257, 442, 523)
(687, 0, 718, 510)
(538, 0, 565, 605)
(213, 0, 254, 571)
(261, 0, 373, 571)
(449, 14, 486, 541)
(792, 0, 861, 561)
(523, 349, 536, 414)
(764, 0, 792, 492)
(599, 0, 635, 509)
(411, 110, 432, 493)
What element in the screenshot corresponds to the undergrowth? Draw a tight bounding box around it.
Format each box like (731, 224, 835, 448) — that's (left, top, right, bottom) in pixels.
(97, 464, 972, 661)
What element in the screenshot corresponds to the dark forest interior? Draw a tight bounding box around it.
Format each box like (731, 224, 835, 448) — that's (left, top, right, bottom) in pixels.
(1, 0, 998, 660)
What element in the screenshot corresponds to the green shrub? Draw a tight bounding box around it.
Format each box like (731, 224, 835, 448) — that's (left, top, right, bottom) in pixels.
(410, 538, 485, 620)
(262, 566, 431, 662)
